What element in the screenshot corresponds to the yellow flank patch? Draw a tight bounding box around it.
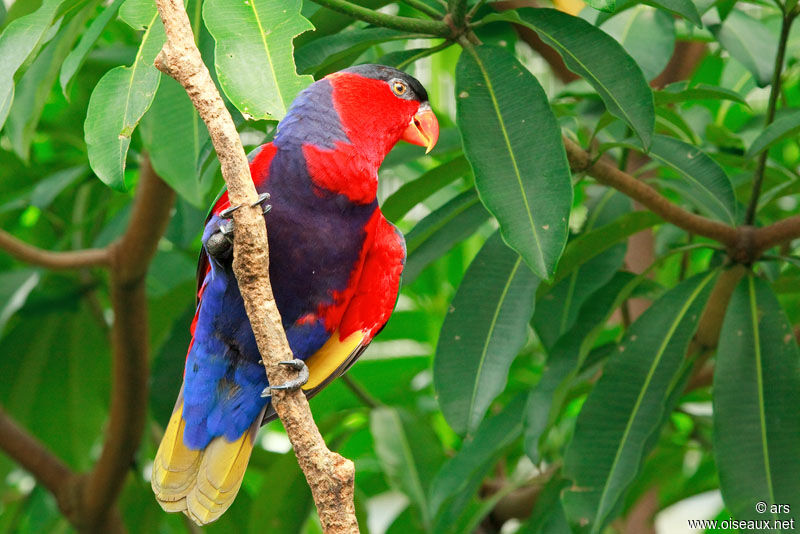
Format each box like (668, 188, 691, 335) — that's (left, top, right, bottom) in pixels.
(303, 330, 365, 390)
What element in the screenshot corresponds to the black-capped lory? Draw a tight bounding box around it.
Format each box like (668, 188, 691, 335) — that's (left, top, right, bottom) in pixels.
(151, 65, 439, 525)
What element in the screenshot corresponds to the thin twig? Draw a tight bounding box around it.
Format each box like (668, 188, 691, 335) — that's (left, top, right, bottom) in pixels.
(153, 0, 359, 531)
(448, 0, 467, 27)
(396, 40, 454, 70)
(311, 0, 451, 35)
(341, 375, 382, 409)
(745, 12, 796, 225)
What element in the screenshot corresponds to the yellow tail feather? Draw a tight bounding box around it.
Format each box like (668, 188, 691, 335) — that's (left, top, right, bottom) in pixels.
(151, 397, 262, 526)
(151, 402, 202, 507)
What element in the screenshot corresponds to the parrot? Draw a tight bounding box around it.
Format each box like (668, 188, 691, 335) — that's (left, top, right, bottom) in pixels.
(150, 64, 439, 525)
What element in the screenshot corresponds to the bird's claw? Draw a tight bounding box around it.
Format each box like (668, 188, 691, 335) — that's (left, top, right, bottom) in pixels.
(252, 192, 272, 214)
(219, 219, 234, 242)
(219, 203, 241, 219)
(219, 193, 271, 219)
(260, 359, 309, 397)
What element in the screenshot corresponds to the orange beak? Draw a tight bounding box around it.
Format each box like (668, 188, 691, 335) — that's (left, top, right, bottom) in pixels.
(401, 103, 439, 154)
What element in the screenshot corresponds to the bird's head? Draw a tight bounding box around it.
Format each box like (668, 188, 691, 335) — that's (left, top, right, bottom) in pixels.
(324, 64, 439, 160)
(272, 65, 439, 203)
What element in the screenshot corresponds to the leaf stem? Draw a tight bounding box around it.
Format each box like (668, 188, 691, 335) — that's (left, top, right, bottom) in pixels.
(448, 0, 467, 27)
(745, 12, 796, 225)
(466, 0, 488, 20)
(396, 39, 454, 69)
(310, 0, 452, 36)
(341, 375, 382, 408)
(399, 0, 444, 19)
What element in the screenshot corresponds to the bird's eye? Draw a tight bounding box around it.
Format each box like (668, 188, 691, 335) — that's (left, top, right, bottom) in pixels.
(392, 80, 408, 96)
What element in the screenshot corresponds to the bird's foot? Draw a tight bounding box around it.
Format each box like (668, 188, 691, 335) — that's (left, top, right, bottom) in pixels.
(205, 218, 235, 260)
(260, 359, 309, 397)
(207, 194, 271, 261)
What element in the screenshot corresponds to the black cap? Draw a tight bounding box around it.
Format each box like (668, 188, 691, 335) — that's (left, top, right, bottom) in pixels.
(341, 64, 429, 103)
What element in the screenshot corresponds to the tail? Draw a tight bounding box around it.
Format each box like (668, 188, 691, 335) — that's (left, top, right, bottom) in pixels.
(151, 392, 264, 525)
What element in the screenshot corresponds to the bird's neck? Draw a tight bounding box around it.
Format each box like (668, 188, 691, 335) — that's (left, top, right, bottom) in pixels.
(302, 142, 380, 204)
(273, 79, 399, 205)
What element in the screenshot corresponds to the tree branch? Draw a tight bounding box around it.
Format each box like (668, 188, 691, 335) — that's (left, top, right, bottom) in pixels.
(0, 407, 73, 501)
(0, 230, 109, 269)
(0, 157, 173, 534)
(153, 1, 359, 532)
(754, 215, 800, 252)
(311, 0, 452, 35)
(563, 137, 739, 247)
(79, 157, 175, 531)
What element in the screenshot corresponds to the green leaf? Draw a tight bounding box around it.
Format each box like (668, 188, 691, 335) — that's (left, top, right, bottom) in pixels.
(546, 210, 661, 290)
(295, 27, 421, 75)
(140, 75, 212, 207)
(435, 232, 539, 435)
(533, 191, 630, 349)
(563, 271, 717, 532)
(30, 166, 87, 209)
(146, 250, 196, 298)
(430, 395, 526, 527)
(0, 270, 40, 334)
(485, 8, 654, 148)
(526, 272, 637, 463)
(0, 305, 110, 468)
(655, 82, 747, 106)
(647, 0, 701, 26)
(0, 0, 67, 131)
(403, 190, 490, 284)
(59, 0, 125, 97)
(203, 0, 313, 120)
(372, 407, 445, 532)
(713, 276, 800, 523)
(595, 0, 701, 27)
(248, 452, 313, 533)
(518, 476, 570, 534)
(586, 0, 615, 13)
(6, 1, 95, 161)
(711, 10, 777, 86)
(382, 155, 471, 223)
(600, 6, 675, 81)
(627, 135, 737, 224)
(84, 3, 164, 190)
(746, 109, 800, 159)
(456, 45, 572, 278)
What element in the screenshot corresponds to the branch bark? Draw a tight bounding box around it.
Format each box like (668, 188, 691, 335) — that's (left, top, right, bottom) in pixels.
(79, 157, 175, 531)
(153, 0, 359, 531)
(0, 407, 73, 500)
(754, 214, 800, 253)
(0, 230, 109, 269)
(563, 137, 740, 247)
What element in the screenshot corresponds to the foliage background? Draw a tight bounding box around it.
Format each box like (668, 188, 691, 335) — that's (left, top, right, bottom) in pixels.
(1, 0, 800, 532)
